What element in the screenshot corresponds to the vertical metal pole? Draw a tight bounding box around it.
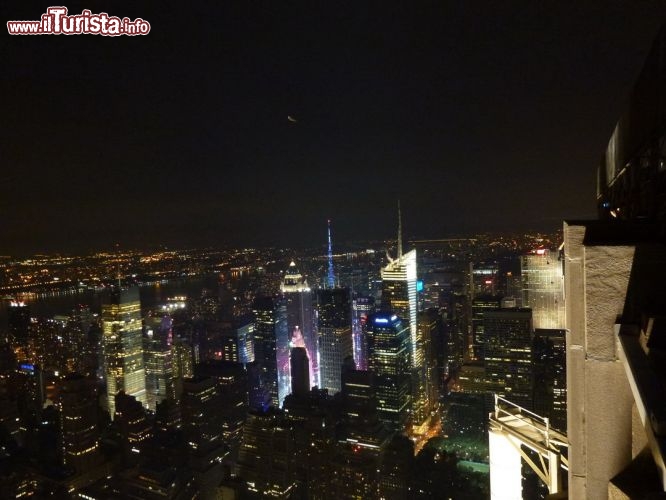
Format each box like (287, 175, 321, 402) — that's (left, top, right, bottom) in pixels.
(548, 451, 561, 494)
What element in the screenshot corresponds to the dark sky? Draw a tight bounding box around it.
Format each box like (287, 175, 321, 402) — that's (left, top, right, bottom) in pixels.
(1, 1, 665, 254)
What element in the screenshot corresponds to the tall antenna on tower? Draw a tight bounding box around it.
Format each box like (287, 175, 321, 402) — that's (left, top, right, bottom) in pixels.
(327, 219, 335, 289)
(115, 243, 122, 288)
(397, 200, 403, 258)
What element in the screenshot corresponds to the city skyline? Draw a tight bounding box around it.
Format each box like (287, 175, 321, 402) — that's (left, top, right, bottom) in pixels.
(4, 4, 666, 497)
(2, 2, 666, 254)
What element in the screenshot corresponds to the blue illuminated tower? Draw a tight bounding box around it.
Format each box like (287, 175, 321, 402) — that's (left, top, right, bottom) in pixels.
(327, 219, 335, 289)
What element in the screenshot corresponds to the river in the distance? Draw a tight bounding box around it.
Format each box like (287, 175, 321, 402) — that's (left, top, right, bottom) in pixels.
(0, 275, 221, 332)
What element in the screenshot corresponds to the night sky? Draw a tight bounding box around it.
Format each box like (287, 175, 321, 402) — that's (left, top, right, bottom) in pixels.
(1, 1, 665, 254)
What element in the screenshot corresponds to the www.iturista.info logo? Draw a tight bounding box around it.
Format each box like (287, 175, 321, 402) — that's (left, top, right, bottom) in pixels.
(7, 6, 151, 36)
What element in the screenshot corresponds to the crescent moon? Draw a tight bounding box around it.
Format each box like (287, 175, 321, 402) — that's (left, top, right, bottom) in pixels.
(287, 115, 298, 123)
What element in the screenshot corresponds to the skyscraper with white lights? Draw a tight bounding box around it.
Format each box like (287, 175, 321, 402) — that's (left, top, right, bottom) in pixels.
(144, 315, 175, 412)
(380, 205, 426, 432)
(380, 203, 417, 364)
(521, 248, 565, 330)
(281, 261, 317, 387)
(102, 287, 147, 418)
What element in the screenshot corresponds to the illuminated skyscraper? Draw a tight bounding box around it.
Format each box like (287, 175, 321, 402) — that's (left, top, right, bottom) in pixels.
(366, 313, 411, 432)
(470, 295, 501, 362)
(483, 308, 533, 408)
(63, 305, 95, 376)
(101, 287, 146, 417)
(172, 338, 194, 400)
(16, 362, 45, 426)
(144, 315, 175, 412)
(252, 296, 287, 407)
(316, 288, 353, 394)
(8, 301, 30, 359)
(352, 295, 374, 370)
(416, 309, 439, 429)
(521, 248, 565, 329)
(443, 292, 470, 373)
(281, 261, 317, 388)
(381, 205, 423, 431)
(214, 315, 256, 365)
(236, 319, 256, 364)
(381, 250, 417, 354)
(381, 204, 418, 363)
(532, 328, 566, 432)
(470, 261, 499, 298)
(327, 219, 335, 289)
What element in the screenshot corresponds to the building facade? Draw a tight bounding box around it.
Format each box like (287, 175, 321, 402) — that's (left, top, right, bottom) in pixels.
(281, 261, 317, 387)
(483, 308, 533, 409)
(366, 313, 411, 433)
(316, 288, 353, 394)
(521, 249, 565, 330)
(144, 315, 175, 412)
(101, 287, 146, 417)
(252, 296, 287, 408)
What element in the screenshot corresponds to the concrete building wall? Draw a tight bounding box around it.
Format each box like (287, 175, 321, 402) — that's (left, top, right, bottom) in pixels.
(564, 222, 635, 499)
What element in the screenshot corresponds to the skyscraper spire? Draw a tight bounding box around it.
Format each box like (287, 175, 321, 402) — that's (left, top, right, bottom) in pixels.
(397, 200, 403, 259)
(327, 219, 335, 289)
(115, 243, 122, 288)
